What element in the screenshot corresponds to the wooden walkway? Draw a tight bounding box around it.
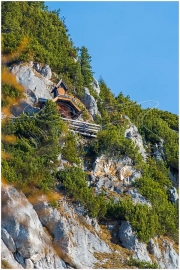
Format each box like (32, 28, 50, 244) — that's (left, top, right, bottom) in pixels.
(61, 118, 101, 138)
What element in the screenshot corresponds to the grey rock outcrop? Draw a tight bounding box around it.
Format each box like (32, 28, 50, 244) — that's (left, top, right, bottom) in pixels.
(119, 221, 179, 269)
(11, 100, 40, 117)
(170, 169, 179, 188)
(168, 186, 179, 203)
(1, 228, 16, 253)
(159, 239, 179, 269)
(81, 87, 99, 118)
(119, 221, 151, 262)
(126, 189, 151, 207)
(34, 199, 111, 269)
(125, 124, 147, 160)
(1, 239, 23, 269)
(73, 202, 100, 232)
(1, 184, 66, 269)
(32, 63, 52, 80)
(153, 139, 165, 161)
(40, 65, 52, 80)
(85, 216, 101, 232)
(92, 78, 100, 95)
(11, 63, 53, 102)
(148, 238, 179, 269)
(91, 155, 143, 199)
(147, 238, 162, 258)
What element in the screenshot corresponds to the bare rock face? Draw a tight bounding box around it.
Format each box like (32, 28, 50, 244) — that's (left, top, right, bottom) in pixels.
(126, 189, 152, 207)
(40, 65, 52, 80)
(119, 222, 179, 269)
(170, 169, 179, 188)
(152, 139, 165, 161)
(34, 199, 111, 269)
(147, 238, 162, 258)
(160, 239, 179, 269)
(81, 87, 99, 118)
(92, 78, 100, 95)
(90, 155, 151, 206)
(148, 238, 179, 269)
(1, 184, 66, 269)
(168, 186, 179, 204)
(1, 228, 16, 253)
(118, 221, 151, 263)
(125, 124, 147, 160)
(10, 63, 53, 102)
(11, 100, 40, 117)
(1, 239, 23, 269)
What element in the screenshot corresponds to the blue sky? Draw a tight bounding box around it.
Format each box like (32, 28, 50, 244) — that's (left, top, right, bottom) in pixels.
(45, 1, 178, 114)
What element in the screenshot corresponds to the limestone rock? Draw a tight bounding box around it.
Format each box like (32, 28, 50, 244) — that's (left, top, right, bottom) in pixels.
(1, 240, 23, 269)
(125, 124, 147, 160)
(153, 139, 165, 161)
(25, 258, 34, 269)
(81, 87, 99, 118)
(14, 252, 26, 268)
(10, 63, 53, 102)
(40, 65, 52, 80)
(32, 62, 52, 80)
(119, 222, 179, 269)
(85, 215, 101, 232)
(34, 199, 111, 269)
(92, 78, 100, 95)
(149, 238, 179, 269)
(147, 238, 161, 258)
(91, 155, 142, 197)
(33, 62, 41, 72)
(168, 186, 179, 203)
(170, 169, 179, 188)
(1, 228, 16, 253)
(11, 100, 40, 117)
(126, 189, 152, 207)
(1, 184, 66, 269)
(160, 240, 179, 269)
(119, 221, 151, 262)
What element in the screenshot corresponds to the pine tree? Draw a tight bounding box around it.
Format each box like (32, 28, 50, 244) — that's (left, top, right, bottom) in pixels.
(74, 60, 84, 97)
(79, 46, 93, 88)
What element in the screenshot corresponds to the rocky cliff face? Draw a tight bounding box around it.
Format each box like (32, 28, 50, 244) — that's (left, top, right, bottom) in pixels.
(34, 200, 110, 269)
(125, 123, 147, 161)
(2, 184, 66, 269)
(2, 184, 178, 269)
(88, 154, 151, 206)
(119, 221, 179, 269)
(147, 237, 179, 269)
(92, 78, 100, 95)
(119, 221, 152, 262)
(1, 184, 111, 269)
(80, 87, 100, 119)
(11, 63, 53, 102)
(2, 62, 179, 269)
(9, 62, 100, 120)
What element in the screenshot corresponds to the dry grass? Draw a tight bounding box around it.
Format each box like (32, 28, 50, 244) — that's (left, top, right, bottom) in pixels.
(157, 236, 179, 255)
(94, 251, 135, 269)
(94, 223, 134, 269)
(1, 260, 12, 269)
(42, 226, 53, 242)
(77, 215, 97, 236)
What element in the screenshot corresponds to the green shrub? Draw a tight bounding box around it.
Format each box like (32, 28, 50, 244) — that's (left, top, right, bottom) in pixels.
(57, 167, 107, 218)
(128, 257, 159, 269)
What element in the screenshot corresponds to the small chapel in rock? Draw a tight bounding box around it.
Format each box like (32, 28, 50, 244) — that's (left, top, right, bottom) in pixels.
(38, 79, 82, 119)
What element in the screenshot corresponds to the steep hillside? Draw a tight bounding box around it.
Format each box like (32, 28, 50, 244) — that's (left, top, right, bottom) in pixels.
(1, 1, 179, 269)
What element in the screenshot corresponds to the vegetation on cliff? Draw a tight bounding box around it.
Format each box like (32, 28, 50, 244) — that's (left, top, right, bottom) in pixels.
(1, 0, 178, 247)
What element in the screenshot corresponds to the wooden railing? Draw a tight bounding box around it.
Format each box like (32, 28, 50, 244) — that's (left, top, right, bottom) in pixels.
(61, 117, 101, 138)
